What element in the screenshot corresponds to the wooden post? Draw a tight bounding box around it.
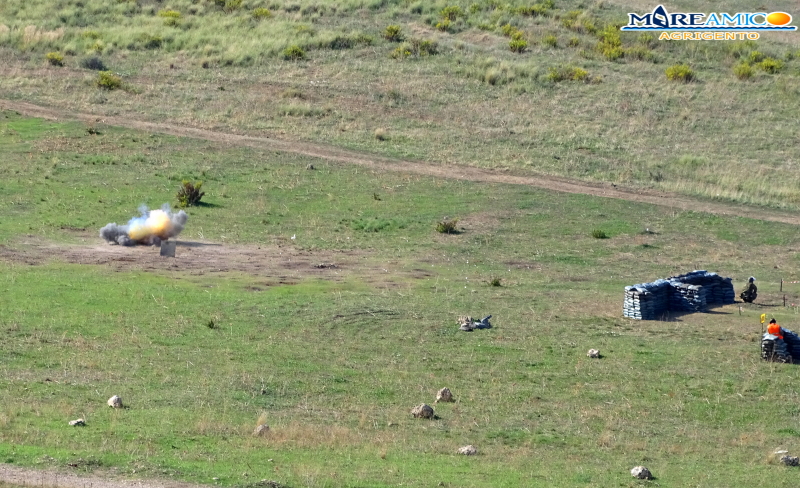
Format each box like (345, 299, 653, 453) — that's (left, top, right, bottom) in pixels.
(784, 295, 787, 307)
(781, 279, 783, 292)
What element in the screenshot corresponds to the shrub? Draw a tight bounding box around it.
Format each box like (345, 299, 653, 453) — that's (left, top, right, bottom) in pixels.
(216, 0, 242, 12)
(567, 37, 580, 47)
(591, 229, 609, 239)
(749, 50, 765, 63)
(440, 5, 463, 21)
(177, 180, 205, 207)
(95, 71, 122, 90)
(637, 32, 657, 48)
(158, 9, 180, 28)
(509, 38, 528, 53)
(547, 65, 589, 82)
(45, 52, 64, 66)
(384, 25, 402, 41)
(252, 7, 272, 19)
(542, 34, 557, 47)
(80, 56, 107, 70)
(489, 277, 501, 287)
(283, 45, 305, 60)
(391, 45, 411, 59)
(733, 62, 753, 79)
(435, 19, 451, 32)
(665, 64, 694, 82)
(758, 57, 783, 73)
(436, 218, 459, 234)
(599, 44, 623, 60)
(81, 30, 101, 39)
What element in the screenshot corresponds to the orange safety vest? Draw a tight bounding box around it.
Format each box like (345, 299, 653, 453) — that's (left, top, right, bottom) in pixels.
(768, 323, 784, 339)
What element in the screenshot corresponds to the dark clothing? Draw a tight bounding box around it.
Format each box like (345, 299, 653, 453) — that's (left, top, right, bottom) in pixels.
(740, 283, 757, 303)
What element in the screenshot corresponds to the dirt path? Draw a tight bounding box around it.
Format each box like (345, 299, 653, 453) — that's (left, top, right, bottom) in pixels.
(0, 464, 224, 488)
(2, 99, 798, 227)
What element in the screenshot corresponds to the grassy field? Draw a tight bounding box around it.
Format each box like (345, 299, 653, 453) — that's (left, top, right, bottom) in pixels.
(1, 0, 800, 209)
(3, 110, 800, 487)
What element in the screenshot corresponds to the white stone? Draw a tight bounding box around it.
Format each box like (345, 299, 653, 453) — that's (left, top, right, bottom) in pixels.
(68, 418, 86, 426)
(457, 445, 477, 455)
(631, 466, 652, 479)
(436, 387, 454, 403)
(411, 403, 434, 419)
(587, 349, 600, 358)
(253, 424, 270, 436)
(107, 395, 123, 408)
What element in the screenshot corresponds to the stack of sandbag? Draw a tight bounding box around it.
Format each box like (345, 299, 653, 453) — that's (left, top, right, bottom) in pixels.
(762, 333, 792, 363)
(624, 270, 735, 320)
(668, 282, 707, 312)
(667, 270, 735, 305)
(782, 329, 800, 361)
(623, 279, 671, 320)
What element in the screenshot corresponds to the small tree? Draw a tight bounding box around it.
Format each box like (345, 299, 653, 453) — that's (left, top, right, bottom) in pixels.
(177, 180, 205, 207)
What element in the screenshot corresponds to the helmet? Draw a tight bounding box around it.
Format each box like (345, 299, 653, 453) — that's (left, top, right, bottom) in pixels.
(749, 276, 756, 282)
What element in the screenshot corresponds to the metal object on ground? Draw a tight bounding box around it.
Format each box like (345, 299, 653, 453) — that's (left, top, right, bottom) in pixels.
(160, 239, 176, 257)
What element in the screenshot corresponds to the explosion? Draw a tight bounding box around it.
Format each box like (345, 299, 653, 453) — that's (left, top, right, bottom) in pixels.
(100, 204, 188, 246)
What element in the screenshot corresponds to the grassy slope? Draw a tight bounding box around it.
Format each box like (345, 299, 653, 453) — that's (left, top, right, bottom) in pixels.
(3, 111, 800, 487)
(1, 0, 800, 209)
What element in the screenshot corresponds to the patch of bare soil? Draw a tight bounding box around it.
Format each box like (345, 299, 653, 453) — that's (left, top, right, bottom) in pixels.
(2, 99, 799, 227)
(0, 235, 361, 282)
(0, 464, 215, 488)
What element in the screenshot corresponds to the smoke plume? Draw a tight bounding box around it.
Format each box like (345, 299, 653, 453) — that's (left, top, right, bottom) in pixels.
(100, 204, 188, 246)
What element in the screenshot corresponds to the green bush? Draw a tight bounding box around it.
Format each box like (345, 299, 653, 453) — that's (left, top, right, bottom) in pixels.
(132, 33, 163, 50)
(547, 66, 589, 82)
(599, 45, 623, 60)
(80, 56, 106, 70)
(542, 35, 557, 47)
(436, 218, 459, 234)
(758, 58, 783, 73)
(158, 9, 180, 18)
(252, 7, 272, 19)
(177, 180, 205, 207)
(489, 277, 502, 287)
(384, 25, 403, 41)
(509, 38, 528, 53)
(665, 64, 694, 82)
(95, 71, 122, 90)
(440, 5, 463, 21)
(591, 229, 609, 239)
(216, 0, 242, 12)
(435, 19, 451, 32)
(45, 52, 64, 66)
(749, 50, 765, 63)
(567, 37, 580, 47)
(637, 32, 657, 48)
(733, 62, 753, 79)
(391, 46, 411, 59)
(283, 45, 306, 60)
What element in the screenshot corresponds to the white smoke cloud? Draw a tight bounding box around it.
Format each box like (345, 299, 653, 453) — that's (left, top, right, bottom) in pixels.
(100, 204, 188, 246)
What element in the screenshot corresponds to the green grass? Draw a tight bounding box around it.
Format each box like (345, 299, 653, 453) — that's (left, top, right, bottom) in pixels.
(4, 112, 800, 486)
(0, 0, 800, 210)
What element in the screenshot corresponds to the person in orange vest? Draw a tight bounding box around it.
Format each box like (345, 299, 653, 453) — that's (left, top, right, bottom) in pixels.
(768, 318, 784, 339)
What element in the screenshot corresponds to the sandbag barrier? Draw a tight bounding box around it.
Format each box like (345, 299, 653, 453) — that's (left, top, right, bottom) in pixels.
(762, 328, 800, 363)
(623, 270, 735, 320)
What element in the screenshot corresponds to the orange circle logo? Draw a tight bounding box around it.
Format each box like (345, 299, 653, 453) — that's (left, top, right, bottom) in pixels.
(766, 12, 792, 26)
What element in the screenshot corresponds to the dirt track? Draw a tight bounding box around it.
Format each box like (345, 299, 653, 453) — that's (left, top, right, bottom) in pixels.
(2, 99, 799, 227)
